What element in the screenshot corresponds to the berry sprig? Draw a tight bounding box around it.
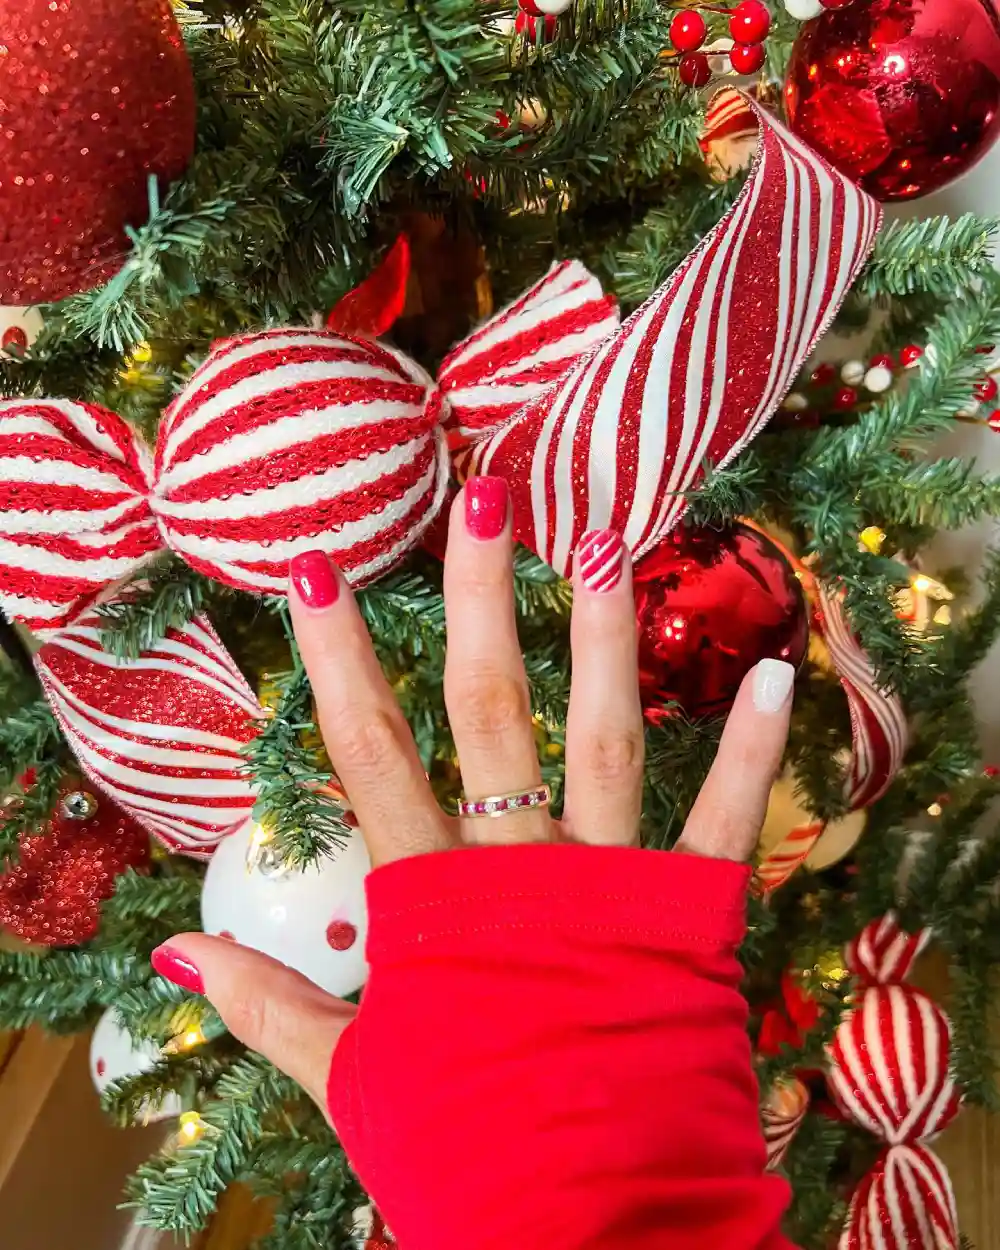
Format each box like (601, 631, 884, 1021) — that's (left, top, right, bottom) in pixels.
(670, 1, 771, 85)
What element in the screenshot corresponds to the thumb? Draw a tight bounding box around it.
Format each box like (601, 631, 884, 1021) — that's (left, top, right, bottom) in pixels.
(151, 934, 357, 1113)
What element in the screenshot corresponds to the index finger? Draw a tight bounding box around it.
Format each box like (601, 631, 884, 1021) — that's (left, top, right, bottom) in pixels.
(288, 551, 449, 866)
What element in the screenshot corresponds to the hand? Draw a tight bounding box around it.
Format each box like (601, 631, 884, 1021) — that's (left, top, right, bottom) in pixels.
(151, 478, 794, 1114)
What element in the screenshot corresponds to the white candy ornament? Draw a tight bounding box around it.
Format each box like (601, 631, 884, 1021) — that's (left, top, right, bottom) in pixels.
(201, 824, 372, 997)
(782, 0, 824, 17)
(90, 1007, 182, 1123)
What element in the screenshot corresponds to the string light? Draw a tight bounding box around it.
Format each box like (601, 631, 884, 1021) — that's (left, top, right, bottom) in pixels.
(927, 802, 943, 818)
(912, 574, 932, 594)
(161, 1023, 207, 1056)
(859, 525, 886, 555)
(178, 1110, 206, 1145)
(131, 340, 152, 364)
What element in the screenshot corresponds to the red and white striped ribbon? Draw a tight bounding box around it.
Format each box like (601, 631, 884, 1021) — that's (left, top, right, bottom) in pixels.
(461, 89, 882, 576)
(36, 602, 262, 858)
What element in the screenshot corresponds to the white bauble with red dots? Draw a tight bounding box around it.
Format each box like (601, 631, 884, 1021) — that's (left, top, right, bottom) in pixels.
(89, 1007, 182, 1122)
(201, 825, 372, 997)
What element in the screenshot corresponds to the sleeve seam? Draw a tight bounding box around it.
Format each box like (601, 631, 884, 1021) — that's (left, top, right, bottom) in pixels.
(373, 888, 745, 919)
(370, 918, 742, 947)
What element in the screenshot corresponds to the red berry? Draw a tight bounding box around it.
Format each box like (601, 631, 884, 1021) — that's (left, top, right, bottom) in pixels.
(1, 326, 28, 354)
(730, 43, 766, 73)
(495, 109, 511, 129)
(670, 9, 707, 53)
(869, 353, 894, 369)
(833, 386, 858, 409)
(730, 0, 770, 44)
(515, 10, 558, 38)
(984, 765, 1000, 778)
(974, 376, 998, 403)
(899, 344, 923, 366)
(976, 343, 996, 355)
(517, 0, 542, 13)
(678, 52, 712, 88)
(987, 410, 1000, 433)
(810, 362, 836, 385)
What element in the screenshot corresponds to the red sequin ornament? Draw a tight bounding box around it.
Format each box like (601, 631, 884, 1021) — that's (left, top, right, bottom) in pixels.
(730, 1, 771, 44)
(0, 0, 196, 303)
(0, 796, 150, 946)
(670, 10, 708, 52)
(633, 523, 809, 721)
(785, 0, 1000, 201)
(679, 52, 712, 88)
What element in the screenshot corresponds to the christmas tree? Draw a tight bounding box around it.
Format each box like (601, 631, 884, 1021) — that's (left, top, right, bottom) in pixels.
(1, 1, 1000, 1247)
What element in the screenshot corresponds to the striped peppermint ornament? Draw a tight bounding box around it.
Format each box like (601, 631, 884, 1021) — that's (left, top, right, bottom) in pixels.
(36, 604, 262, 858)
(460, 89, 882, 576)
(757, 583, 909, 891)
(762, 1076, 810, 1171)
(827, 916, 962, 1250)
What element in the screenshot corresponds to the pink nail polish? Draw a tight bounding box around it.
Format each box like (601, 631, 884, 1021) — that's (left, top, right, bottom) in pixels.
(289, 551, 340, 609)
(465, 477, 509, 541)
(151, 944, 205, 995)
(578, 529, 625, 593)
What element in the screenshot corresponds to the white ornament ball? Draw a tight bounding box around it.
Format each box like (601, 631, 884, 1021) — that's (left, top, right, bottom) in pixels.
(781, 391, 809, 412)
(534, 0, 572, 14)
(89, 1007, 182, 1123)
(201, 824, 372, 997)
(840, 359, 866, 386)
(782, 0, 824, 17)
(863, 365, 894, 394)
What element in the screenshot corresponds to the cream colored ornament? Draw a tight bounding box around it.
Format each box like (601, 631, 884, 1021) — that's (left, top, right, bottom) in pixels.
(863, 364, 893, 394)
(758, 767, 867, 871)
(89, 1007, 183, 1123)
(201, 823, 371, 997)
(782, 0, 824, 17)
(840, 359, 866, 386)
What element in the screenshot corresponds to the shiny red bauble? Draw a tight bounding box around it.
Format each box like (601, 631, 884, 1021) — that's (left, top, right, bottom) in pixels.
(0, 0, 195, 303)
(785, 0, 1000, 201)
(633, 524, 809, 721)
(730, 1, 772, 43)
(679, 52, 713, 87)
(670, 10, 708, 52)
(731, 43, 767, 74)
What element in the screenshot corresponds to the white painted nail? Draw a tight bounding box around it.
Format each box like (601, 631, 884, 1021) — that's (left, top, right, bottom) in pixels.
(752, 659, 795, 713)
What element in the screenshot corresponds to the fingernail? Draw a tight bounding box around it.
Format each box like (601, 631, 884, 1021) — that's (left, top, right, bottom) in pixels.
(289, 550, 339, 609)
(578, 529, 625, 593)
(464, 477, 508, 541)
(752, 659, 795, 713)
(151, 944, 204, 995)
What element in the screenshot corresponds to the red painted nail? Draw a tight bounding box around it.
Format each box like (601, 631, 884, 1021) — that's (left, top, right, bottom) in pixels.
(151, 944, 204, 995)
(289, 550, 339, 609)
(464, 477, 508, 541)
(577, 529, 625, 593)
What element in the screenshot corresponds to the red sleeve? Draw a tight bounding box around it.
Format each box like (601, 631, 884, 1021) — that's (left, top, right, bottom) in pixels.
(328, 843, 797, 1250)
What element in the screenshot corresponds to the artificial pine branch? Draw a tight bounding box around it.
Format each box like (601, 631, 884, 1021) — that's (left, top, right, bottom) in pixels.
(859, 215, 999, 299)
(95, 561, 215, 660)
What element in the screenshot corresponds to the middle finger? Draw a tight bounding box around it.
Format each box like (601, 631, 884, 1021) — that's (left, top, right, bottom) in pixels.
(444, 479, 550, 843)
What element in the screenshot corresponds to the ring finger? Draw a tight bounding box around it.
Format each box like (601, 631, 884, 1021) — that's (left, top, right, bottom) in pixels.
(444, 479, 550, 843)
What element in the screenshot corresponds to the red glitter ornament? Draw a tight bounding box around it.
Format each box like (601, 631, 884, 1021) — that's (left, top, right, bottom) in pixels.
(784, 0, 1000, 201)
(1, 327, 28, 355)
(0, 795, 150, 946)
(0, 0, 196, 303)
(900, 344, 923, 367)
(670, 10, 708, 52)
(679, 52, 712, 88)
(730, 1, 772, 44)
(730, 43, 767, 74)
(633, 523, 809, 721)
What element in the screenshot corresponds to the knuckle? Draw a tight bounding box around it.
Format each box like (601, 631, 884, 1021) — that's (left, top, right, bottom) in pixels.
(453, 671, 529, 742)
(584, 728, 645, 788)
(222, 991, 272, 1050)
(336, 708, 402, 778)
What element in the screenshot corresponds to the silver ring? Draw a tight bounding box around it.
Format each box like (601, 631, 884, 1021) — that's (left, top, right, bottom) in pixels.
(458, 784, 552, 819)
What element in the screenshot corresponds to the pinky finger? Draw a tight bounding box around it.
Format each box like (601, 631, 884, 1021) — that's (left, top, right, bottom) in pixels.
(674, 660, 794, 864)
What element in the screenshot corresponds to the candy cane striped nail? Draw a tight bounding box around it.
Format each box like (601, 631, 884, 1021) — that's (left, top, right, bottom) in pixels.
(578, 529, 624, 593)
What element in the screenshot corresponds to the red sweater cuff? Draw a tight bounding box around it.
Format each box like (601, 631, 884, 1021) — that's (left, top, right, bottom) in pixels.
(365, 842, 752, 956)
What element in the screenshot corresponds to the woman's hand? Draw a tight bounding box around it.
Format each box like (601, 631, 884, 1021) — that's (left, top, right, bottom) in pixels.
(151, 477, 794, 1115)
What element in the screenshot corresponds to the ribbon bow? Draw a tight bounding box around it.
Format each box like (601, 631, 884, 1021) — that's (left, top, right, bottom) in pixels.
(827, 914, 961, 1250)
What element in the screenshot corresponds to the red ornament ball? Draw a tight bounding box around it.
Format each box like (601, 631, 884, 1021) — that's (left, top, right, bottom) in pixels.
(869, 353, 895, 369)
(784, 0, 1000, 201)
(833, 386, 858, 409)
(900, 344, 924, 367)
(975, 376, 999, 403)
(670, 10, 708, 53)
(0, 0, 196, 303)
(730, 1, 772, 44)
(730, 43, 767, 74)
(1, 327, 28, 355)
(0, 796, 150, 946)
(810, 362, 837, 385)
(987, 410, 1000, 433)
(633, 523, 809, 721)
(679, 52, 713, 88)
(515, 9, 559, 38)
